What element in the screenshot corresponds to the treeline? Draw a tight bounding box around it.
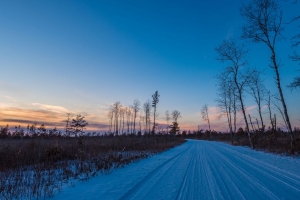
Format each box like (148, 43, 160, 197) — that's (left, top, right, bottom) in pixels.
(0, 114, 88, 139)
(107, 91, 182, 136)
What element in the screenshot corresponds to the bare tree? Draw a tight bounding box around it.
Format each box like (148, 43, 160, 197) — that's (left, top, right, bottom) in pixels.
(165, 110, 170, 134)
(132, 99, 140, 134)
(65, 113, 72, 136)
(108, 110, 113, 134)
(201, 104, 212, 140)
(143, 100, 151, 134)
(247, 70, 267, 132)
(273, 94, 288, 129)
(215, 39, 254, 148)
(111, 101, 121, 135)
(125, 107, 132, 134)
(169, 110, 181, 135)
(171, 110, 181, 123)
(241, 0, 295, 150)
(151, 91, 160, 135)
(216, 71, 236, 143)
(266, 90, 275, 130)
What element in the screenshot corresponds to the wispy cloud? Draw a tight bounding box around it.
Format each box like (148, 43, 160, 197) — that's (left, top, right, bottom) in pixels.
(32, 103, 69, 113)
(4, 95, 18, 102)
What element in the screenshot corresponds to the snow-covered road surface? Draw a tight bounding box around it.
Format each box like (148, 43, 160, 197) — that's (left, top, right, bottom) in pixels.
(49, 140, 300, 200)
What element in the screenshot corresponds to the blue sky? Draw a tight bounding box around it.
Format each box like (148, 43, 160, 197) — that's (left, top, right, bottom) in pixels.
(0, 0, 299, 132)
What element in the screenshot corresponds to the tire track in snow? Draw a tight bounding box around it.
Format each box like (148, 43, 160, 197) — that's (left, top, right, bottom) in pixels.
(174, 148, 196, 200)
(206, 143, 279, 200)
(119, 143, 193, 200)
(210, 143, 300, 199)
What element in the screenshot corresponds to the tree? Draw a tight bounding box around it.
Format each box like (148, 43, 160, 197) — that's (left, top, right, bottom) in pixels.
(70, 114, 88, 137)
(165, 110, 170, 134)
(111, 101, 121, 135)
(288, 3, 300, 89)
(247, 70, 267, 132)
(215, 71, 237, 144)
(143, 100, 151, 134)
(169, 122, 180, 135)
(171, 110, 181, 123)
(201, 104, 212, 140)
(132, 99, 140, 134)
(151, 91, 160, 135)
(65, 113, 72, 136)
(241, 0, 295, 150)
(266, 90, 275, 131)
(215, 39, 254, 148)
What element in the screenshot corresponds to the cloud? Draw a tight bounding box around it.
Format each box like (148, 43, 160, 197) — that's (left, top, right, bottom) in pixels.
(4, 95, 18, 102)
(32, 103, 69, 113)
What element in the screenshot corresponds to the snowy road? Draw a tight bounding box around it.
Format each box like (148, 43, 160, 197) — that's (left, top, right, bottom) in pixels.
(49, 140, 300, 200)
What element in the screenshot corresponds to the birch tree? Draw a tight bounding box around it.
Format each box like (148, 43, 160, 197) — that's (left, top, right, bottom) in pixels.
(241, 0, 295, 150)
(201, 104, 212, 140)
(215, 39, 254, 148)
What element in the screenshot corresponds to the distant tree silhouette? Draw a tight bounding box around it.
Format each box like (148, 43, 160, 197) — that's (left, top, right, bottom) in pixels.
(132, 99, 140, 134)
(201, 104, 212, 140)
(169, 122, 180, 135)
(165, 110, 170, 134)
(71, 114, 88, 137)
(151, 91, 160, 135)
(65, 113, 72, 136)
(143, 100, 151, 134)
(171, 110, 181, 123)
(241, 0, 295, 151)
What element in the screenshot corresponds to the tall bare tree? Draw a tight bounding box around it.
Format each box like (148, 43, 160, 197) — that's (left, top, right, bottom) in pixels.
(125, 107, 132, 134)
(171, 110, 181, 123)
(65, 113, 72, 136)
(151, 91, 160, 135)
(112, 101, 121, 135)
(132, 99, 140, 134)
(241, 0, 295, 150)
(201, 104, 212, 140)
(143, 100, 151, 134)
(216, 71, 236, 144)
(165, 110, 170, 134)
(215, 39, 254, 148)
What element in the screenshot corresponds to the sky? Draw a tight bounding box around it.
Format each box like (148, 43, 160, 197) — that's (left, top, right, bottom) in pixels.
(0, 0, 300, 133)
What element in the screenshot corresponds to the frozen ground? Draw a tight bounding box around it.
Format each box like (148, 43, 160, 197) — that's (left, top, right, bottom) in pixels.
(48, 140, 300, 200)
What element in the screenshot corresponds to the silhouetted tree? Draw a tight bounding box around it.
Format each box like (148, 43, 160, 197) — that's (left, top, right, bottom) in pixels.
(215, 39, 254, 148)
(165, 110, 170, 134)
(143, 100, 151, 134)
(71, 114, 88, 137)
(151, 91, 160, 135)
(132, 99, 140, 134)
(216, 71, 237, 144)
(201, 104, 212, 140)
(169, 122, 180, 135)
(65, 113, 72, 136)
(241, 0, 295, 150)
(247, 70, 266, 132)
(171, 110, 181, 123)
(266, 90, 275, 131)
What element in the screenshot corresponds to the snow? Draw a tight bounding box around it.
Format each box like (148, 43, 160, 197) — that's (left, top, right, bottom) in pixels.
(48, 140, 300, 200)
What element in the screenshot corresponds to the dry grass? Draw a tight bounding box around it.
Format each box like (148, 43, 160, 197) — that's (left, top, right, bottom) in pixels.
(0, 134, 185, 199)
